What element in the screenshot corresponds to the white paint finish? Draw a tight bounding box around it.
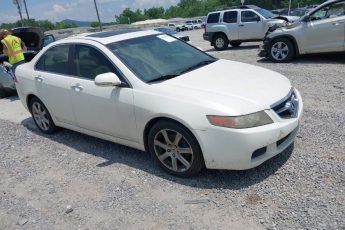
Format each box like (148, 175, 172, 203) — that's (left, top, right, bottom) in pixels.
(69, 77, 138, 142)
(14, 34, 303, 171)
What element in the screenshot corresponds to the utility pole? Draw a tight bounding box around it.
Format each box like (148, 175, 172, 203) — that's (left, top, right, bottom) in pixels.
(23, 0, 30, 21)
(288, 0, 292, 15)
(93, 0, 103, 31)
(13, 0, 24, 26)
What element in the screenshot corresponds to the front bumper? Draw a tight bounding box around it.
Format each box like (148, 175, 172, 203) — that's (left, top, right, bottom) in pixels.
(258, 37, 271, 58)
(195, 89, 303, 170)
(203, 32, 214, 42)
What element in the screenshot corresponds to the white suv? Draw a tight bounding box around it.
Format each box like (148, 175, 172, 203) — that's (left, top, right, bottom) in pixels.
(203, 5, 299, 50)
(259, 0, 345, 62)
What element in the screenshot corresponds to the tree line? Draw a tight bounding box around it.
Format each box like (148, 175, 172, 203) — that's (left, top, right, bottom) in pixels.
(1, 0, 324, 31)
(115, 0, 324, 24)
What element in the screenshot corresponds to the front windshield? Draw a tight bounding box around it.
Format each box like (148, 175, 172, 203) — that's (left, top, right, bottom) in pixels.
(107, 34, 216, 82)
(255, 8, 275, 19)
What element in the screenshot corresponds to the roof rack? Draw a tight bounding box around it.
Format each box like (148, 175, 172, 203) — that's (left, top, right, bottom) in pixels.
(223, 5, 259, 10)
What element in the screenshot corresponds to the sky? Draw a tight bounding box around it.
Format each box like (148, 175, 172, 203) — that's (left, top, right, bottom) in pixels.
(0, 0, 179, 23)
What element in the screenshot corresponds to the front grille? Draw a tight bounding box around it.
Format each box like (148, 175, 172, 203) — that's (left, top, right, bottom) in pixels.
(271, 89, 299, 119)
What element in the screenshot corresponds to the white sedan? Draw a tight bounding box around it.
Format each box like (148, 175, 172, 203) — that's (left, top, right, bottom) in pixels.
(15, 29, 303, 177)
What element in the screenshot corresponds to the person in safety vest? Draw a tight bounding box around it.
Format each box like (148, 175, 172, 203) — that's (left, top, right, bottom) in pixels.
(0, 29, 27, 73)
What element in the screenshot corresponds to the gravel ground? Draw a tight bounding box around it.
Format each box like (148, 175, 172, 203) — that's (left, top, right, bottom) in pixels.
(0, 29, 344, 229)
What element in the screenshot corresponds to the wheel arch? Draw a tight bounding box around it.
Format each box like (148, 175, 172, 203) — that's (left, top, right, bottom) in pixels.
(211, 32, 229, 46)
(143, 116, 203, 154)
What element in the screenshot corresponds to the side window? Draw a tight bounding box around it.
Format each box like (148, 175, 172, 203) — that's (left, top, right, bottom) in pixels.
(310, 2, 345, 20)
(207, 13, 220, 23)
(74, 45, 117, 80)
(241, 11, 260, 22)
(223, 11, 238, 23)
(35, 45, 71, 75)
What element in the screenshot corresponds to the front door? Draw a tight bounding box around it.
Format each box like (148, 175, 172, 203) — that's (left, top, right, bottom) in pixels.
(238, 10, 264, 40)
(69, 44, 138, 142)
(303, 0, 345, 53)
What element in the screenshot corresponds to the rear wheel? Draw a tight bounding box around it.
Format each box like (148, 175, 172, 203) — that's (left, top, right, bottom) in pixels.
(213, 34, 229, 51)
(230, 41, 242, 47)
(176, 28, 180, 32)
(148, 120, 204, 177)
(29, 97, 58, 134)
(268, 38, 295, 63)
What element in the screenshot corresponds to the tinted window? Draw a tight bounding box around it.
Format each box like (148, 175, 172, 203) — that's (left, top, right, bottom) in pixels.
(207, 13, 220, 23)
(36, 45, 71, 75)
(74, 45, 117, 80)
(241, 11, 260, 22)
(223, 11, 238, 23)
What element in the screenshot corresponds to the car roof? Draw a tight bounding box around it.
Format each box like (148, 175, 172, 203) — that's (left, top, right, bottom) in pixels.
(63, 29, 161, 45)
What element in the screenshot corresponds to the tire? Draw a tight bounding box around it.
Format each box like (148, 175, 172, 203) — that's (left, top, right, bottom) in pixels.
(176, 28, 180, 32)
(148, 120, 204, 177)
(268, 38, 295, 63)
(213, 34, 229, 51)
(230, 41, 242, 47)
(0, 86, 7, 98)
(29, 97, 58, 134)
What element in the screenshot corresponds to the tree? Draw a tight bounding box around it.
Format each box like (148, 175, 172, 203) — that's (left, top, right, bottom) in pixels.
(91, 21, 101, 27)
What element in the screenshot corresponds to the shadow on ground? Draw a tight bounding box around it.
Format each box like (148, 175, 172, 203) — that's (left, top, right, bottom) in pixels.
(21, 117, 293, 190)
(258, 52, 345, 64)
(204, 45, 260, 53)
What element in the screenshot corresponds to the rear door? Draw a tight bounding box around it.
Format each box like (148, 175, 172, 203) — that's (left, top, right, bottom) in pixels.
(34, 44, 75, 124)
(238, 10, 264, 40)
(302, 0, 345, 53)
(69, 44, 138, 141)
(222, 10, 239, 40)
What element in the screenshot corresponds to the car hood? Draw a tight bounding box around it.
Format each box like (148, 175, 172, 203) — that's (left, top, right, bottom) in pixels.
(156, 59, 292, 115)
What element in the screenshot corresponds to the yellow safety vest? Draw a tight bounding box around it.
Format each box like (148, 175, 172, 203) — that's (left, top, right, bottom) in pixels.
(1, 35, 25, 64)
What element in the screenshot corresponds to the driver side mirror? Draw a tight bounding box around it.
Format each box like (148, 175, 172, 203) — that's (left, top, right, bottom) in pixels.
(94, 72, 122, 87)
(256, 16, 261, 22)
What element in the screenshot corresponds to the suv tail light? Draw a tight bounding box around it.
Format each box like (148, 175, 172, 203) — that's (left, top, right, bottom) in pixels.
(204, 24, 207, 33)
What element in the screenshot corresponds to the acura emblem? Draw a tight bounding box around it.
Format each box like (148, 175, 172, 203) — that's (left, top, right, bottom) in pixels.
(284, 95, 298, 117)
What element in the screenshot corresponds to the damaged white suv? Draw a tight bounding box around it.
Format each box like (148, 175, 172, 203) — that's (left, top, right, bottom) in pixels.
(259, 0, 345, 62)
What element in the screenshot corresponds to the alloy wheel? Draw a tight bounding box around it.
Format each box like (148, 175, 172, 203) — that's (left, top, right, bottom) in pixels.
(215, 38, 225, 49)
(153, 129, 194, 172)
(32, 101, 50, 131)
(271, 41, 289, 61)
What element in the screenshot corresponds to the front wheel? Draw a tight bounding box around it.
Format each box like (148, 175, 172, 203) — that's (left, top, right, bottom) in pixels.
(268, 38, 295, 63)
(29, 97, 58, 134)
(213, 34, 229, 51)
(148, 120, 204, 177)
(176, 28, 180, 32)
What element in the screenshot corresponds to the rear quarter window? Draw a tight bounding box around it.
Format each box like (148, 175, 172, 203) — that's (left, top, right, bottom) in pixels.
(207, 13, 220, 23)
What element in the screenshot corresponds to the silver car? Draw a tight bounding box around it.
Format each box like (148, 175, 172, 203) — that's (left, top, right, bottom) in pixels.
(259, 0, 345, 62)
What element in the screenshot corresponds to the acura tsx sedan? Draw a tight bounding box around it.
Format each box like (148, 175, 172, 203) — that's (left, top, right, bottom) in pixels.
(15, 29, 303, 177)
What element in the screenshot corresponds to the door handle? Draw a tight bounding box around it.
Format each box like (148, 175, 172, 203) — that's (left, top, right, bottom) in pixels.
(239, 24, 244, 27)
(71, 84, 83, 92)
(35, 76, 43, 83)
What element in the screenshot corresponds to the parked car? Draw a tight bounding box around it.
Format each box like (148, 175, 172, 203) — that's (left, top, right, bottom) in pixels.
(259, 0, 345, 62)
(167, 23, 187, 32)
(15, 28, 303, 177)
(184, 21, 194, 30)
(203, 5, 299, 50)
(191, 19, 204, 29)
(0, 27, 55, 97)
(154, 27, 190, 42)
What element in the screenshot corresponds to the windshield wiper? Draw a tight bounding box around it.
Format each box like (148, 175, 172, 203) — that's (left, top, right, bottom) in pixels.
(178, 59, 217, 75)
(146, 74, 180, 83)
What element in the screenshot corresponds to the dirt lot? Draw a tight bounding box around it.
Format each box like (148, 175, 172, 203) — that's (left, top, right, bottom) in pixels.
(0, 29, 344, 229)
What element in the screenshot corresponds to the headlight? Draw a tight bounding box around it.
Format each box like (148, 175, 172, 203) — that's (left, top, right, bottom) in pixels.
(207, 111, 273, 129)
